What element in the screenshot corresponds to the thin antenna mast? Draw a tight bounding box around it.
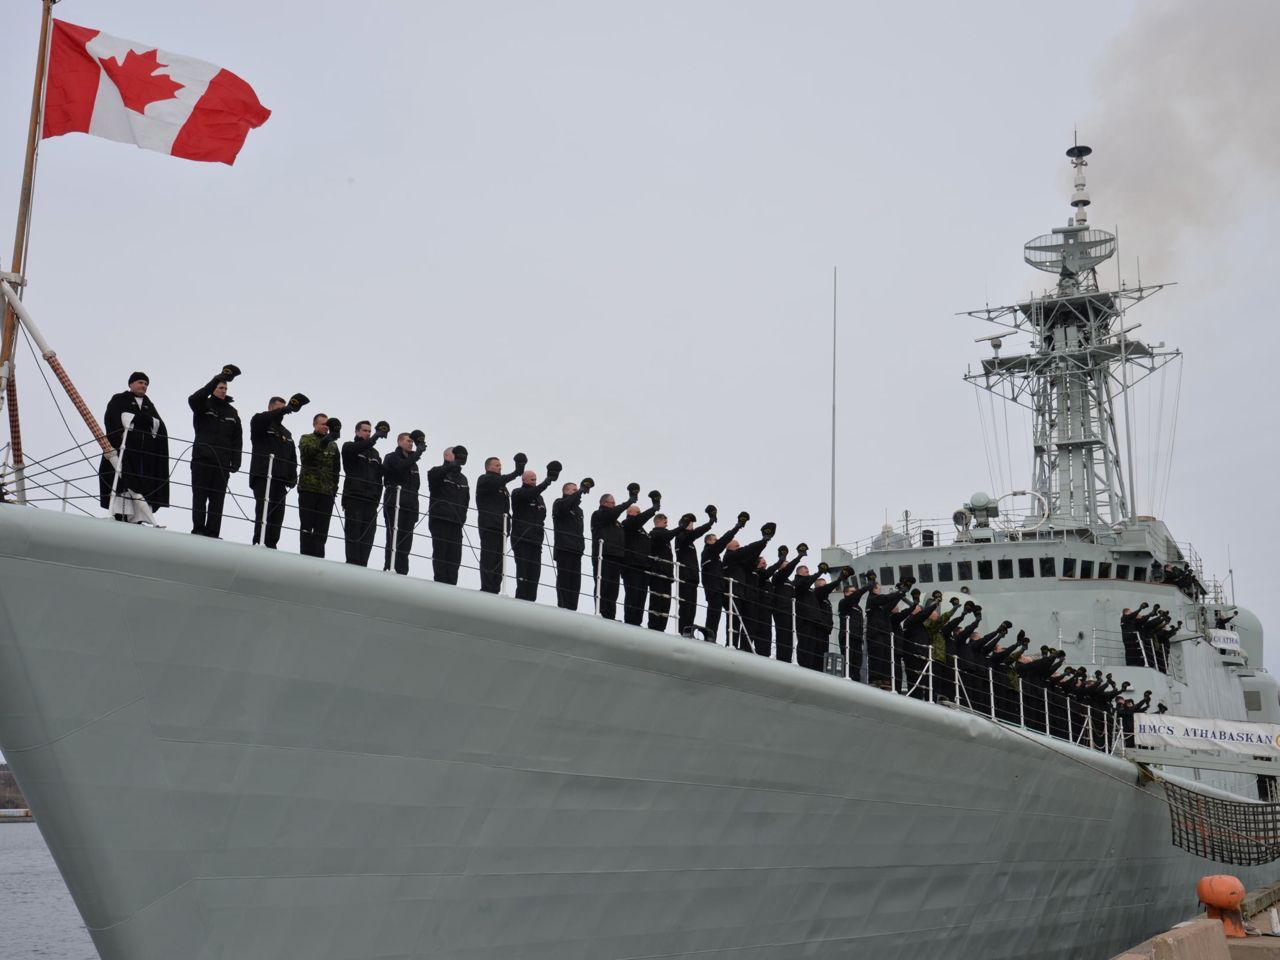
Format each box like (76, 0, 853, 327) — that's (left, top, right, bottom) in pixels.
(829, 267, 837, 546)
(1116, 226, 1138, 518)
(0, 0, 57, 504)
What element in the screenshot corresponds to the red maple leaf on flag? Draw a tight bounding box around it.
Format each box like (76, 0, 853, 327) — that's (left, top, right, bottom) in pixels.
(98, 49, 184, 114)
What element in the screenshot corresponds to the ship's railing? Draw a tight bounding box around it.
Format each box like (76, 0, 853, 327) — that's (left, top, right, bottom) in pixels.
(5, 434, 1185, 765)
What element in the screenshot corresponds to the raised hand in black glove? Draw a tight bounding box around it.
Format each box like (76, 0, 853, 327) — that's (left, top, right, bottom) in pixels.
(706, 504, 717, 522)
(626, 482, 641, 499)
(221, 364, 241, 382)
(648, 489, 661, 505)
(796, 542, 809, 557)
(410, 429, 426, 451)
(761, 521, 776, 539)
(580, 477, 594, 492)
(817, 561, 830, 574)
(737, 511, 750, 525)
(778, 545, 789, 559)
(326, 417, 342, 439)
(374, 420, 390, 439)
(288, 392, 309, 412)
(513, 452, 528, 470)
(452, 444, 469, 466)
(546, 460, 563, 481)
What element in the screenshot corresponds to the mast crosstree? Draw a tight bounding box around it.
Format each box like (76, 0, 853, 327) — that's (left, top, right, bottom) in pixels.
(964, 144, 1180, 531)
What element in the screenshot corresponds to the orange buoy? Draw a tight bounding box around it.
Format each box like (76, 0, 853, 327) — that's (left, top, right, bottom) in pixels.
(1197, 875, 1247, 938)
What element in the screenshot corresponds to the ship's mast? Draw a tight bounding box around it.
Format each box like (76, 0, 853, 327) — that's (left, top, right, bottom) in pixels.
(963, 144, 1179, 531)
(0, 0, 57, 504)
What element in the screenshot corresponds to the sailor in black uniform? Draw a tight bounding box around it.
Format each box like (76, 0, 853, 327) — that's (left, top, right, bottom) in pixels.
(187, 365, 242, 538)
(700, 512, 747, 642)
(382, 430, 425, 575)
(591, 486, 637, 620)
(510, 460, 559, 601)
(770, 545, 804, 662)
(552, 477, 593, 610)
(475, 453, 523, 593)
(426, 446, 469, 584)
(673, 507, 715, 635)
(646, 511, 680, 632)
(248, 393, 305, 547)
(621, 491, 660, 625)
(340, 420, 386, 566)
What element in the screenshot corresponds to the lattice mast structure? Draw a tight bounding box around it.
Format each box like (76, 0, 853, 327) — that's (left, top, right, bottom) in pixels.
(964, 144, 1180, 531)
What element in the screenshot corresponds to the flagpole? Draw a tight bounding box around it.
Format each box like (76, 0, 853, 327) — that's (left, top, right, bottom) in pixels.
(0, 0, 56, 503)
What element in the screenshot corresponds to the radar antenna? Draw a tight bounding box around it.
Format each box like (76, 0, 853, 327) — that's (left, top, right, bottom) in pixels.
(962, 143, 1180, 531)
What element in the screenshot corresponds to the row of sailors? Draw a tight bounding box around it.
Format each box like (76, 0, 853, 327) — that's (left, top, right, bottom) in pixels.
(857, 585, 1164, 744)
(96, 369, 871, 641)
(1120, 603, 1182, 673)
(94, 371, 1186, 718)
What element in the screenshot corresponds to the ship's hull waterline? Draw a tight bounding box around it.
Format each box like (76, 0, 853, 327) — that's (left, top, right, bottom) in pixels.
(0, 508, 1259, 959)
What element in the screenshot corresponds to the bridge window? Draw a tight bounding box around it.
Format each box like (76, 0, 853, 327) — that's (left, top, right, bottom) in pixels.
(957, 560, 973, 581)
(978, 560, 993, 580)
(898, 565, 913, 583)
(937, 562, 954, 582)
(1080, 560, 1094, 579)
(917, 563, 934, 583)
(1062, 557, 1077, 578)
(1039, 557, 1057, 577)
(879, 567, 894, 585)
(1018, 558, 1035, 578)
(1117, 564, 1130, 580)
(1133, 566, 1147, 582)
(1099, 562, 1113, 579)
(998, 559, 1014, 579)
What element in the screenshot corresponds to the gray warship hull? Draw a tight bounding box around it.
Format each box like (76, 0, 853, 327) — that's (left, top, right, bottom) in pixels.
(0, 507, 1261, 959)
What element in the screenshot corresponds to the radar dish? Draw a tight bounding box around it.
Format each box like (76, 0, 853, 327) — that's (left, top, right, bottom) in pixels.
(1024, 228, 1116, 275)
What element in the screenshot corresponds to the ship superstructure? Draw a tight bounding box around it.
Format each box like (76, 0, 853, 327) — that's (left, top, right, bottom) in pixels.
(825, 146, 1273, 796)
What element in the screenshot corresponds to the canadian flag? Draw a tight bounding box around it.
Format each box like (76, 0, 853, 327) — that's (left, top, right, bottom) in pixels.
(43, 20, 270, 165)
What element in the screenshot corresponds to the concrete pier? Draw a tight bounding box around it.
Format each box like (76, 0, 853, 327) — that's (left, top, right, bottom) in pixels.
(1113, 881, 1280, 959)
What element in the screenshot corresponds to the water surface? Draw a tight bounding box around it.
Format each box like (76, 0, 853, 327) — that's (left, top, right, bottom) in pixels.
(0, 824, 98, 959)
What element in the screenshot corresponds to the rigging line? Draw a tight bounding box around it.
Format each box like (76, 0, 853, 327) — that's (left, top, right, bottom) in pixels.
(20, 321, 83, 448)
(1151, 363, 1169, 516)
(986, 389, 1004, 493)
(1159, 356, 1184, 518)
(1001, 387, 1015, 493)
(972, 384, 997, 494)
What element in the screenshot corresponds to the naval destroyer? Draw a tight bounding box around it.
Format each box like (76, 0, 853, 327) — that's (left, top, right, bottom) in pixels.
(1, 144, 1277, 959)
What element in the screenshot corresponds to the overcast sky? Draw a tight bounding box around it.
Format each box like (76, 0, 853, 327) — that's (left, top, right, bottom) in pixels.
(1, 2, 1276, 670)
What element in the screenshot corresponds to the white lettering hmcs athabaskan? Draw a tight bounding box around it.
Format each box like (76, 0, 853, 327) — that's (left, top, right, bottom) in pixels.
(82, 33, 219, 155)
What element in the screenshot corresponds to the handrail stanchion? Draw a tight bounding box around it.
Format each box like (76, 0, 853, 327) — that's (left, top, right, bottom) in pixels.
(108, 428, 130, 510)
(1043, 687, 1050, 736)
(259, 452, 274, 547)
(1018, 682, 1025, 729)
(890, 633, 896, 693)
(1091, 627, 1097, 664)
(843, 620, 850, 679)
(953, 656, 962, 708)
(1066, 699, 1073, 743)
(927, 656, 933, 703)
(388, 486, 401, 572)
(673, 556, 681, 637)
(987, 666, 996, 720)
(790, 598, 798, 665)
(727, 579, 734, 648)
